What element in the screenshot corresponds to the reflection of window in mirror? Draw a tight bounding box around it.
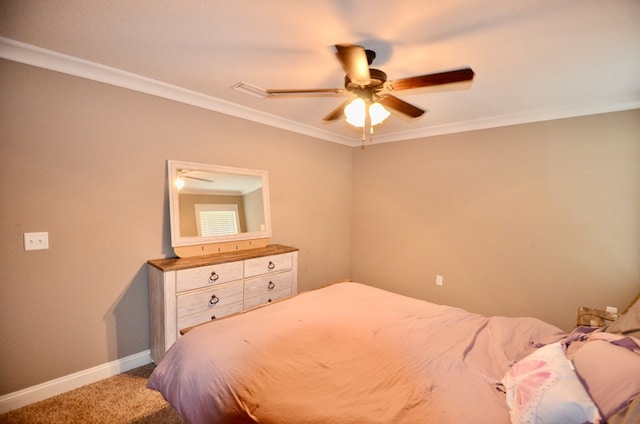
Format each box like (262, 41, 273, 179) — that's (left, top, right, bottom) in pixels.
(195, 204, 240, 237)
(178, 192, 248, 237)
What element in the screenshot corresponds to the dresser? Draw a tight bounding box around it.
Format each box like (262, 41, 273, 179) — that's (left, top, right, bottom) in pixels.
(147, 244, 298, 363)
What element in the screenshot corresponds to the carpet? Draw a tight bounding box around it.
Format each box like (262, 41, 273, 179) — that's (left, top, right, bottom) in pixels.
(0, 364, 182, 423)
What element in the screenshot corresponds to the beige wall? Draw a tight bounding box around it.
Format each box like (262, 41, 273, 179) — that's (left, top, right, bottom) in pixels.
(352, 110, 640, 331)
(1, 58, 639, 396)
(0, 60, 353, 394)
(244, 187, 265, 233)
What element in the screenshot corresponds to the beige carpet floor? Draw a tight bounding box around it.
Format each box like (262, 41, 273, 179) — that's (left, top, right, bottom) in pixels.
(0, 364, 182, 423)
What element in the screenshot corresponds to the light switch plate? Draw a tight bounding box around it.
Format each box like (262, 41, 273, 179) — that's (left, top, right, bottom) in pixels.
(24, 232, 49, 251)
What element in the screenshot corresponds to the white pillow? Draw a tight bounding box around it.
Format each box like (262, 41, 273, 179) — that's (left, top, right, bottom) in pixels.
(502, 342, 600, 424)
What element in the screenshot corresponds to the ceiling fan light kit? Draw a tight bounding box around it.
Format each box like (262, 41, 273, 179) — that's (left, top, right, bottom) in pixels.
(251, 43, 475, 146)
(344, 98, 390, 127)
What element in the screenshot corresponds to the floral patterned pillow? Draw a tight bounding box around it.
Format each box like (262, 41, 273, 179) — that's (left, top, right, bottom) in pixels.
(502, 342, 600, 424)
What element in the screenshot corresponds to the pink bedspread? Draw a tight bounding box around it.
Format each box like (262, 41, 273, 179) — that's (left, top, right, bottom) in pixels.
(148, 282, 565, 423)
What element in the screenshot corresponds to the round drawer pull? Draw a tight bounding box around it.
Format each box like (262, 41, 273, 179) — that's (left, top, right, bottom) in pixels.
(209, 294, 220, 306)
(209, 272, 219, 283)
(267, 261, 275, 270)
(267, 281, 276, 290)
(268, 298, 272, 303)
(211, 315, 216, 320)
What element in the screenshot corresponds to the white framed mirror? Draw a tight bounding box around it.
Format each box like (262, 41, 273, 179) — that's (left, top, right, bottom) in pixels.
(168, 160, 271, 256)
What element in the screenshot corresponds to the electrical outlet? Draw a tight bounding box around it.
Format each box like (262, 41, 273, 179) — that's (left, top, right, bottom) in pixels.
(24, 232, 49, 251)
(436, 275, 444, 286)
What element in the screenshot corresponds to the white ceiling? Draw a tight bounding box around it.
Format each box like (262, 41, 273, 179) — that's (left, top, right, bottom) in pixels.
(1, 0, 639, 146)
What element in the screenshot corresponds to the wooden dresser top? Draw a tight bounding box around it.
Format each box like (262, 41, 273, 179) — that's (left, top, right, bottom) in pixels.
(148, 244, 298, 272)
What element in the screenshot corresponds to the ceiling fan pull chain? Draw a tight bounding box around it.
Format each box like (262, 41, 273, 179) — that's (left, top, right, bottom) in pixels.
(364, 110, 373, 147)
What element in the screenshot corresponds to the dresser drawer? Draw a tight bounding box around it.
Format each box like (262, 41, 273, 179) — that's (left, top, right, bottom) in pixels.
(244, 252, 292, 278)
(177, 281, 244, 318)
(244, 271, 293, 298)
(177, 302, 243, 331)
(244, 287, 292, 310)
(176, 261, 244, 292)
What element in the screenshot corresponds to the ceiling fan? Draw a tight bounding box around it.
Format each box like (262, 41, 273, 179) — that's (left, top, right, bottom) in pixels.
(178, 170, 214, 183)
(263, 44, 475, 141)
(175, 170, 214, 190)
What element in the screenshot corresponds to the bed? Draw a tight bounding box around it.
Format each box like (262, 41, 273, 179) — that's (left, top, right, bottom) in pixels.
(148, 282, 640, 424)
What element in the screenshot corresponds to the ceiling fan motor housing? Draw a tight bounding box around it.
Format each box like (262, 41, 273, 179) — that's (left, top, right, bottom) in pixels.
(345, 68, 387, 94)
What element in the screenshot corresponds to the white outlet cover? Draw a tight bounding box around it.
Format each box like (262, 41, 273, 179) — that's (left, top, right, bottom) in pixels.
(24, 232, 49, 251)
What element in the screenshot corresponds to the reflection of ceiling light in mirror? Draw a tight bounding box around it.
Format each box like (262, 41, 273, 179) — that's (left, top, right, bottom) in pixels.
(175, 177, 185, 190)
(344, 98, 390, 127)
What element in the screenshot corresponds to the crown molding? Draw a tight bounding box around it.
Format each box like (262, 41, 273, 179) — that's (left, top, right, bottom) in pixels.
(0, 37, 354, 146)
(371, 97, 640, 144)
(2, 37, 638, 147)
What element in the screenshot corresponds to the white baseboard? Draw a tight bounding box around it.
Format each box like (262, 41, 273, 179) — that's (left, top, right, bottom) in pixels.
(0, 350, 152, 414)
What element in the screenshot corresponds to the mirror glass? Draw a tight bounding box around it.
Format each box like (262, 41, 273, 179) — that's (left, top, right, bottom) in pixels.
(168, 160, 271, 248)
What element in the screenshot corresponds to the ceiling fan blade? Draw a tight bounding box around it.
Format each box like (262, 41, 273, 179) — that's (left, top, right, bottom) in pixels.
(184, 176, 215, 183)
(323, 99, 352, 122)
(335, 44, 371, 85)
(387, 67, 474, 91)
(378, 95, 425, 118)
(265, 88, 346, 97)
